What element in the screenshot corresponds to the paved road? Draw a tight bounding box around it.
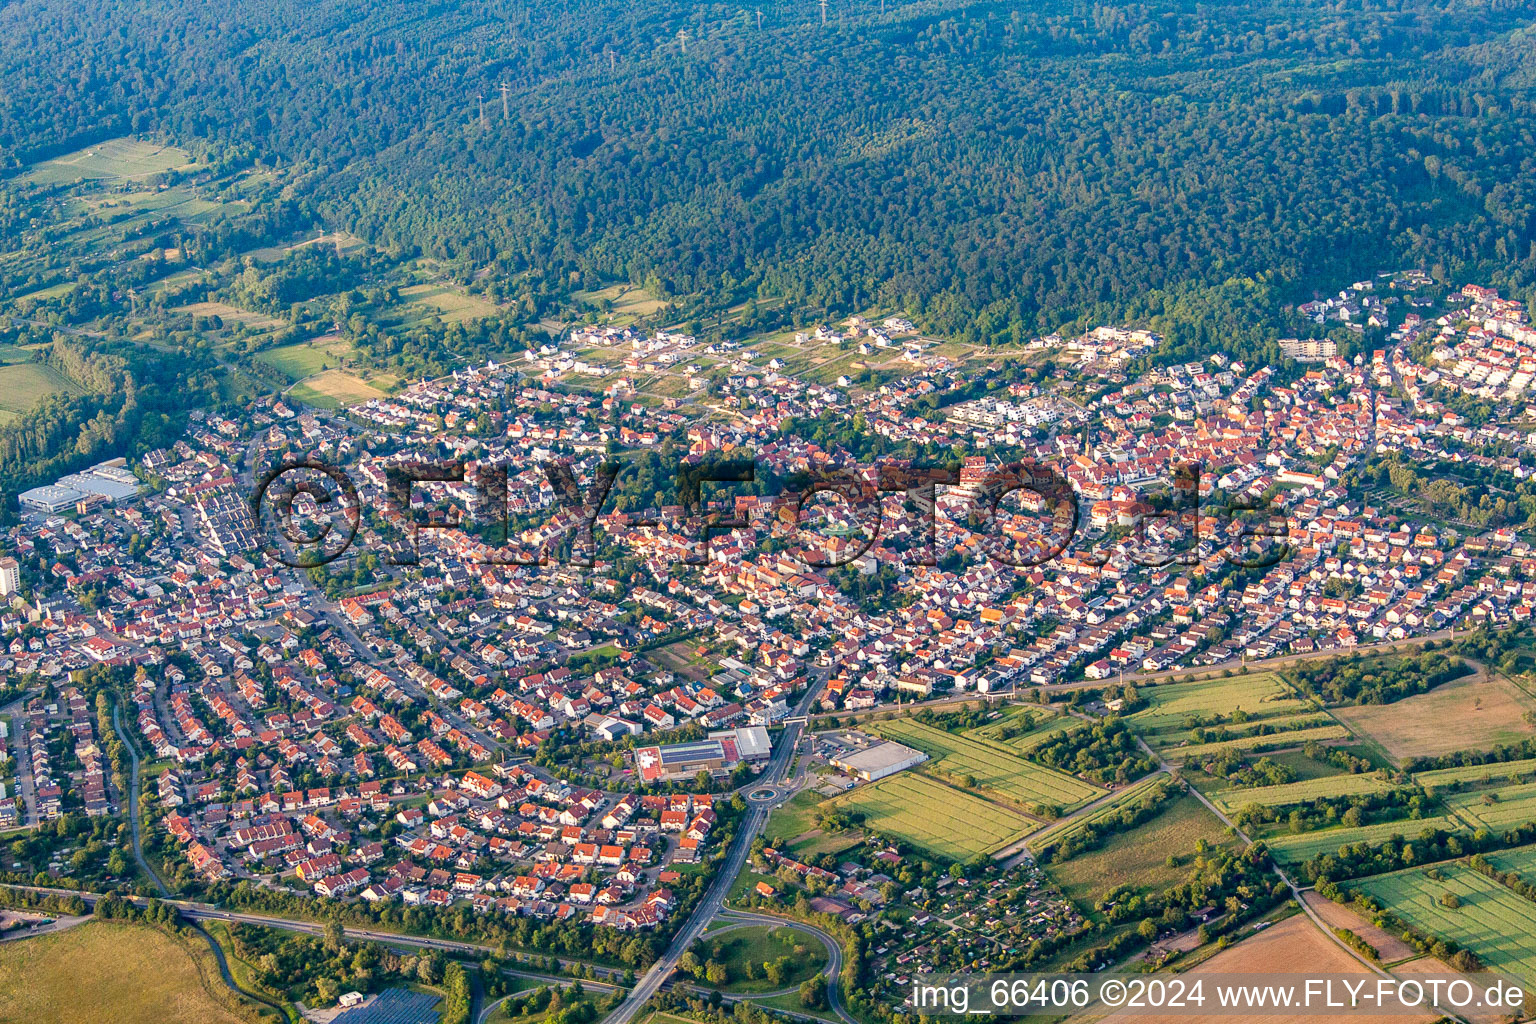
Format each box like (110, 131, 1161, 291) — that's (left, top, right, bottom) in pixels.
(714, 909, 855, 1024)
(0, 913, 89, 943)
(598, 681, 822, 1024)
(0, 696, 37, 828)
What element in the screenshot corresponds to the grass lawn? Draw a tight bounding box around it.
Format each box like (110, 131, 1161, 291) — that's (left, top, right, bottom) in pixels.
(1044, 794, 1234, 911)
(1026, 774, 1170, 853)
(785, 829, 862, 860)
(1334, 671, 1536, 763)
(691, 924, 827, 993)
(829, 771, 1036, 860)
(257, 336, 356, 380)
(0, 921, 254, 1024)
(765, 789, 825, 844)
(744, 991, 841, 1022)
(0, 362, 80, 419)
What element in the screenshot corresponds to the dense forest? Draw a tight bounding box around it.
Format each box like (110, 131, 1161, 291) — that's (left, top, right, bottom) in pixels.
(6, 0, 1536, 344)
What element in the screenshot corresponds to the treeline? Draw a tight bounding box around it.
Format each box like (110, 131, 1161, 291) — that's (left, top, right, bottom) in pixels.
(1469, 853, 1536, 907)
(0, 885, 88, 916)
(1031, 716, 1157, 786)
(1194, 750, 1295, 787)
(211, 879, 666, 968)
(1303, 740, 1375, 775)
(1287, 652, 1470, 705)
(1292, 817, 1536, 884)
(1405, 736, 1536, 774)
(1233, 787, 1429, 834)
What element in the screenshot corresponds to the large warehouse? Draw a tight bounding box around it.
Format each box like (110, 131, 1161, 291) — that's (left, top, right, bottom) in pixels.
(831, 740, 928, 782)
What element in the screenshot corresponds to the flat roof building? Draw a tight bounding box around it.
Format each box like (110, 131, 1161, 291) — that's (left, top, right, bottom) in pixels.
(830, 740, 928, 782)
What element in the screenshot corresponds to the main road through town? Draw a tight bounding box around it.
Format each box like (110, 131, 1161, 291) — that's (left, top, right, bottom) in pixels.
(598, 678, 825, 1024)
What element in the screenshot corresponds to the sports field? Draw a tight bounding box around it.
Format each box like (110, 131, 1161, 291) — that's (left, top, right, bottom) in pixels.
(1416, 757, 1536, 794)
(829, 771, 1035, 860)
(1265, 816, 1462, 863)
(866, 718, 1104, 810)
(1335, 671, 1536, 762)
(1209, 773, 1394, 815)
(1444, 781, 1536, 832)
(1355, 861, 1536, 985)
(0, 921, 250, 1024)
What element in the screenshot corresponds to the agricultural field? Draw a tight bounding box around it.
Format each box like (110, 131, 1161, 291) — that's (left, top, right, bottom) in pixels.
(1416, 757, 1536, 795)
(1354, 861, 1536, 986)
(865, 718, 1104, 811)
(0, 362, 79, 423)
(1264, 816, 1463, 863)
(1128, 673, 1323, 758)
(1486, 843, 1536, 879)
(397, 282, 501, 324)
(1444, 781, 1536, 832)
(828, 771, 1035, 861)
(1026, 774, 1170, 853)
(1208, 773, 1396, 816)
(1045, 794, 1235, 910)
(1170, 722, 1353, 761)
(20, 137, 196, 185)
(1096, 916, 1422, 1024)
(1334, 672, 1536, 763)
(1300, 891, 1421, 963)
(0, 921, 252, 1024)
(964, 706, 1077, 753)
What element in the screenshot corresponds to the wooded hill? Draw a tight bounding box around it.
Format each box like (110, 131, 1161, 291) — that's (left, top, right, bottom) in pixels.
(5, 0, 1536, 340)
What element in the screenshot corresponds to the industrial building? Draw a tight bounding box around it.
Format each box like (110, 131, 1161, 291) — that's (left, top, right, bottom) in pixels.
(19, 460, 140, 514)
(830, 740, 928, 782)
